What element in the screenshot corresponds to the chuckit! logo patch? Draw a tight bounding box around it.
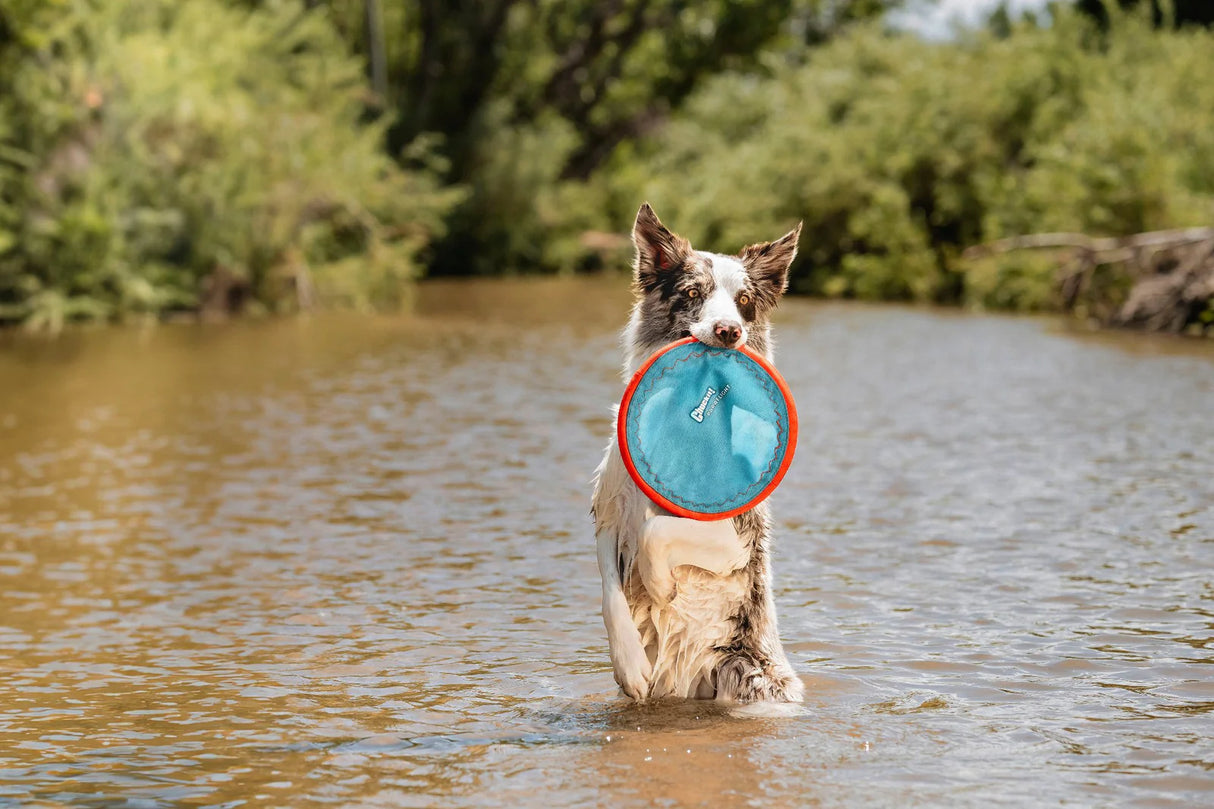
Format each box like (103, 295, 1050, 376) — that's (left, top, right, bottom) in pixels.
(690, 385, 729, 423)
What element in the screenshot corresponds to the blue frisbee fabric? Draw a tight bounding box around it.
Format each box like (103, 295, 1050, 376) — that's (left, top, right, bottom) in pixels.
(618, 339, 796, 520)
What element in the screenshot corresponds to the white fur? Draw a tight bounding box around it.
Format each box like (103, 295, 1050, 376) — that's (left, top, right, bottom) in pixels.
(596, 522, 652, 700)
(689, 254, 749, 347)
(592, 437, 755, 700)
(621, 251, 753, 375)
(594, 227, 802, 703)
(637, 516, 749, 608)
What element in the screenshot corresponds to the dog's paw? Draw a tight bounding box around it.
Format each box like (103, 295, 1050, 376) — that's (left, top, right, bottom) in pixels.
(612, 641, 653, 702)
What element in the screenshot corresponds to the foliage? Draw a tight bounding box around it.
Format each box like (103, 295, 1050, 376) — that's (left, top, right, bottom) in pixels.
(309, 0, 901, 276)
(1075, 0, 1214, 29)
(3, 1, 1214, 330)
(0, 0, 458, 329)
(560, 5, 1214, 315)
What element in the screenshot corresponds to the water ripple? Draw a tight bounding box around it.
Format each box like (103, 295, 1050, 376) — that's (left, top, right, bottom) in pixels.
(1, 281, 1212, 807)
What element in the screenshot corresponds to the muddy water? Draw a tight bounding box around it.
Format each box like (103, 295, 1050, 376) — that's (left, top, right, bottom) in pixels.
(0, 278, 1212, 808)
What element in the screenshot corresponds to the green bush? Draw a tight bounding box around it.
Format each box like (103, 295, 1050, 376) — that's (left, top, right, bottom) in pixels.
(0, 0, 460, 329)
(548, 6, 1214, 313)
(3, 1, 1212, 327)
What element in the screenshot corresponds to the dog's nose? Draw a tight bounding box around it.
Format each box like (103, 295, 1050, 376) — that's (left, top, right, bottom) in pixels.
(713, 321, 742, 347)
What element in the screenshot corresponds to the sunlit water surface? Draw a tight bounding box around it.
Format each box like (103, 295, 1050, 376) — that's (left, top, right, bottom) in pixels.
(1, 278, 1212, 808)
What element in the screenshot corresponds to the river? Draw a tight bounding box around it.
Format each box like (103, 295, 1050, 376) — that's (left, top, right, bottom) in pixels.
(1, 278, 1211, 807)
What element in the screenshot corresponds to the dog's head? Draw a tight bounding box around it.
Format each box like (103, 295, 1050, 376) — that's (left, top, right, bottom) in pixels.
(628, 203, 800, 354)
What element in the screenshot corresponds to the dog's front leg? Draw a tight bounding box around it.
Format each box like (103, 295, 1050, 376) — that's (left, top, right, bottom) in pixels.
(637, 516, 750, 607)
(596, 527, 652, 700)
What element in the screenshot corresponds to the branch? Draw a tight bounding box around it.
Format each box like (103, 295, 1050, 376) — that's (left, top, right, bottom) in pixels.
(453, 0, 520, 120)
(540, 0, 624, 111)
(559, 107, 664, 180)
(578, 0, 653, 118)
(963, 227, 1214, 261)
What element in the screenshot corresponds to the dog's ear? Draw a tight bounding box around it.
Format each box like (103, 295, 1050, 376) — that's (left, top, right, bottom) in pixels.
(739, 222, 801, 298)
(632, 203, 691, 293)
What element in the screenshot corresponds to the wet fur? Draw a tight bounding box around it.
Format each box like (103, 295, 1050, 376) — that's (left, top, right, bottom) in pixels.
(591, 204, 803, 703)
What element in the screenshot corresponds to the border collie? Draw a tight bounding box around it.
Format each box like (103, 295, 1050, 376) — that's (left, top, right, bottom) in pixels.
(591, 203, 803, 703)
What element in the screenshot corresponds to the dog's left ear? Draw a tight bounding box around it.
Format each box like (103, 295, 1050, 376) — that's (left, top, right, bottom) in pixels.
(740, 222, 802, 297)
(633, 203, 692, 293)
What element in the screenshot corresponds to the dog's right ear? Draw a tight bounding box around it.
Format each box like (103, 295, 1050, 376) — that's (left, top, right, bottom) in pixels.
(739, 222, 801, 300)
(632, 203, 691, 293)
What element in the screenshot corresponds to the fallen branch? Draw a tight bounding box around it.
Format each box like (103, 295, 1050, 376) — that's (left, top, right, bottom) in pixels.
(964, 227, 1214, 334)
(962, 227, 1214, 262)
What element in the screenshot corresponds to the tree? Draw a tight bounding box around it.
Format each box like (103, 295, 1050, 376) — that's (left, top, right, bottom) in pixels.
(1075, 0, 1214, 28)
(367, 0, 899, 273)
(236, 1, 900, 275)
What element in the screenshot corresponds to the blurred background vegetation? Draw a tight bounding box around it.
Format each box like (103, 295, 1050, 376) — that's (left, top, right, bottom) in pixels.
(1, 0, 1212, 331)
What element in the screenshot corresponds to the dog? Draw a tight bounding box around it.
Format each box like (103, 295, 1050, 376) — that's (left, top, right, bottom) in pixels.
(590, 203, 804, 703)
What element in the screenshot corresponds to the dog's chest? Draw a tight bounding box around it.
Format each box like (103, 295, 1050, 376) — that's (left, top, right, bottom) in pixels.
(669, 565, 749, 626)
(630, 565, 749, 699)
(629, 565, 749, 638)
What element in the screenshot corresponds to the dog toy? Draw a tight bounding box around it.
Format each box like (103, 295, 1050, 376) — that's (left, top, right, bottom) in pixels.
(618, 337, 798, 520)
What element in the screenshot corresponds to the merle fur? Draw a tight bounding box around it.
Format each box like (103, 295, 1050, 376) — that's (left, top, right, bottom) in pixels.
(593, 203, 804, 703)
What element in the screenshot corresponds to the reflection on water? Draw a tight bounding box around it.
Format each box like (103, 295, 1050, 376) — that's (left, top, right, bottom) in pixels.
(1, 278, 1212, 807)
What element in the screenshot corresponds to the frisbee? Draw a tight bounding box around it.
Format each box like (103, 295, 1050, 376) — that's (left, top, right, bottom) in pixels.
(617, 337, 798, 521)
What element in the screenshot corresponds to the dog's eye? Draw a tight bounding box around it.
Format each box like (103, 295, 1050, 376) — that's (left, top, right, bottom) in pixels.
(738, 293, 751, 306)
(686, 289, 699, 299)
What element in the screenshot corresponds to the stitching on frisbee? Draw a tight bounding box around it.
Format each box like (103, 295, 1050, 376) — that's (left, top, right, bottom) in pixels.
(630, 350, 784, 509)
(626, 345, 787, 511)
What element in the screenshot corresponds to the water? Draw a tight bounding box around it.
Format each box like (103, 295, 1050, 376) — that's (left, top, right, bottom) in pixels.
(0, 278, 1211, 808)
